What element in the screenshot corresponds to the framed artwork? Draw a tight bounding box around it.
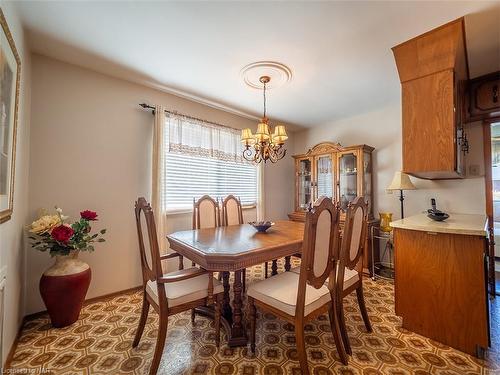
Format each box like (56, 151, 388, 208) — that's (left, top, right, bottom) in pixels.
(0, 9, 21, 224)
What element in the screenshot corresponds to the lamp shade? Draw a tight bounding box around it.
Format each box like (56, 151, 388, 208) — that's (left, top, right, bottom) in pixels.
(255, 122, 271, 141)
(272, 125, 288, 145)
(387, 171, 416, 191)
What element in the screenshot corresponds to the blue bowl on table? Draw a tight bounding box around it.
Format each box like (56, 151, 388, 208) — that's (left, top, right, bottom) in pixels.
(249, 221, 275, 233)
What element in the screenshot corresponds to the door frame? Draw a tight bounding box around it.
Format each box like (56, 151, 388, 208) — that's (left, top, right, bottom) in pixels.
(483, 117, 500, 296)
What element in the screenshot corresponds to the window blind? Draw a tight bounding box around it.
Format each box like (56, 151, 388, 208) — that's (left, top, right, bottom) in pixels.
(164, 152, 258, 212)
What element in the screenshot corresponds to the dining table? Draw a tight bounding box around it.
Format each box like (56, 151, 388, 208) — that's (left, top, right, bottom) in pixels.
(166, 220, 305, 347)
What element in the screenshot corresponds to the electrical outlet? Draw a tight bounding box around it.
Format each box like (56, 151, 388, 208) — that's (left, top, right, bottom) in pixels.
(469, 164, 480, 176)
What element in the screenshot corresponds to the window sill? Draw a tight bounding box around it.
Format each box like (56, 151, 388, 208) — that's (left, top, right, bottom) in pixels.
(166, 204, 256, 217)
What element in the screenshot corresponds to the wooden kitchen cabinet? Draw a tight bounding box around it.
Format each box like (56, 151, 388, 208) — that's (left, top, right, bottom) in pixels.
(392, 18, 469, 179)
(391, 214, 490, 357)
(468, 71, 500, 121)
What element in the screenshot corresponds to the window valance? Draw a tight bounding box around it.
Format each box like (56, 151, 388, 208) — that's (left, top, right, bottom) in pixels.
(165, 113, 248, 164)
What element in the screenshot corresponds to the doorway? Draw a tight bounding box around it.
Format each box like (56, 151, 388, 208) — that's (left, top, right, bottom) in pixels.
(485, 121, 500, 296)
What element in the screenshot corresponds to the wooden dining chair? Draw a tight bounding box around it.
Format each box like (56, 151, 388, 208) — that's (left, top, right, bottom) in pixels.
(192, 195, 220, 320)
(247, 198, 348, 374)
(193, 194, 220, 229)
(335, 196, 372, 356)
(133, 197, 224, 375)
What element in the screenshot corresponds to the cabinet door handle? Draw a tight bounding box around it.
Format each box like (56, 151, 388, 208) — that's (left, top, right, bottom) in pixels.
(426, 232, 438, 235)
(493, 84, 498, 104)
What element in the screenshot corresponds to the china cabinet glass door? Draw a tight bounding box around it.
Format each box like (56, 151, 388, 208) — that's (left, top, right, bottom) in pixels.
(315, 155, 334, 200)
(298, 159, 312, 211)
(338, 152, 358, 210)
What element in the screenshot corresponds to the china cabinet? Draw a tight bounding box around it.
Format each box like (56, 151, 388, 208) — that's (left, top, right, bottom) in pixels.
(288, 142, 375, 221)
(288, 142, 376, 275)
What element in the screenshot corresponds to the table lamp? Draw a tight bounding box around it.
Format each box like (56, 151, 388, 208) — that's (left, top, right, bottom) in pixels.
(387, 171, 416, 219)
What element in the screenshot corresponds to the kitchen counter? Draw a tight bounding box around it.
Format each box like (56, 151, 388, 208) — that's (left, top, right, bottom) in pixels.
(391, 212, 489, 357)
(390, 213, 488, 237)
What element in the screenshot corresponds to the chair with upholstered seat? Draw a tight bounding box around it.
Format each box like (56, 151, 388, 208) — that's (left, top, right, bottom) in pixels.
(290, 196, 372, 362)
(247, 198, 348, 374)
(335, 196, 372, 356)
(193, 194, 220, 229)
(133, 197, 223, 375)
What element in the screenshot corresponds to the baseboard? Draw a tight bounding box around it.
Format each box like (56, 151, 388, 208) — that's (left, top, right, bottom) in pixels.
(3, 285, 142, 370)
(3, 317, 26, 371)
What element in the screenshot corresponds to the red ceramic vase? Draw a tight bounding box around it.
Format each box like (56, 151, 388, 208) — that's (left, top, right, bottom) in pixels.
(39, 251, 91, 328)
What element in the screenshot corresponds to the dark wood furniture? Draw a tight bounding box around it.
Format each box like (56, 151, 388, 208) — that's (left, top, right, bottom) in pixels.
(336, 197, 372, 356)
(392, 216, 489, 357)
(167, 220, 305, 347)
(248, 198, 347, 374)
(133, 198, 223, 375)
(468, 71, 500, 121)
(392, 17, 469, 179)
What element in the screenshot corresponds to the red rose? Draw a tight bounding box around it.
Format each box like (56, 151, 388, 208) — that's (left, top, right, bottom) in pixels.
(51, 225, 74, 244)
(80, 210, 98, 221)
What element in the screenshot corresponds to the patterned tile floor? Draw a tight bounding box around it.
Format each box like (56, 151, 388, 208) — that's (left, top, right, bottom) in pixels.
(8, 261, 500, 374)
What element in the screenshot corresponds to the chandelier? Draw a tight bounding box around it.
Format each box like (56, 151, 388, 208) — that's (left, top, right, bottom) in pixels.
(241, 76, 288, 163)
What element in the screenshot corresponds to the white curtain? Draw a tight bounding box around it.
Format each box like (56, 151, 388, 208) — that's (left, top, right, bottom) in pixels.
(152, 105, 168, 253)
(166, 113, 247, 163)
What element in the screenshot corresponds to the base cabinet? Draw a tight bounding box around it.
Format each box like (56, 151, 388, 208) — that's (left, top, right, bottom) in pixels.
(394, 228, 489, 356)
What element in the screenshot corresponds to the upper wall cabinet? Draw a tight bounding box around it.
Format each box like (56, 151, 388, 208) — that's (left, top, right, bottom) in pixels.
(467, 71, 500, 121)
(392, 18, 469, 179)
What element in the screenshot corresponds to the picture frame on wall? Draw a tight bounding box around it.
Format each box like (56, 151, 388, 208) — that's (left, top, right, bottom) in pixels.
(0, 9, 21, 224)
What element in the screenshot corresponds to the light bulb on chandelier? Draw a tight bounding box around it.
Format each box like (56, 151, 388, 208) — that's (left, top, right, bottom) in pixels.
(241, 76, 288, 163)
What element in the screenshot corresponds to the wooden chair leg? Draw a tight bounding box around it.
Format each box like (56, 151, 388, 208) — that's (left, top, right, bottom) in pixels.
(132, 295, 150, 347)
(242, 268, 246, 293)
(191, 308, 196, 324)
(328, 303, 349, 365)
(149, 314, 168, 375)
(356, 285, 372, 332)
(215, 294, 222, 347)
(249, 296, 257, 354)
(337, 297, 352, 355)
(264, 262, 268, 278)
(294, 321, 310, 375)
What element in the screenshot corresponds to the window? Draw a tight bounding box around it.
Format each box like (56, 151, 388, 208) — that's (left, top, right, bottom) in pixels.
(162, 114, 258, 213)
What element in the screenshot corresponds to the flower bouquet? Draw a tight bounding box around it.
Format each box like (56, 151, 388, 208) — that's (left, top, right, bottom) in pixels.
(28, 208, 106, 256)
(28, 207, 106, 327)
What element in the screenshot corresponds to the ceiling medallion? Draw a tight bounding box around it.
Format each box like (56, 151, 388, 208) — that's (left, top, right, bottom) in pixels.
(240, 75, 288, 164)
(240, 61, 292, 89)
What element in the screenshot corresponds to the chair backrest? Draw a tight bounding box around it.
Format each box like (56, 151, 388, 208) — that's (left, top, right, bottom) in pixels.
(134, 197, 163, 286)
(296, 198, 341, 315)
(193, 195, 220, 229)
(221, 195, 243, 226)
(338, 196, 368, 285)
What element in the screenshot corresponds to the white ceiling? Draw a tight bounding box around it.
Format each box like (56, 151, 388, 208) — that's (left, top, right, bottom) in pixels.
(12, 1, 500, 128)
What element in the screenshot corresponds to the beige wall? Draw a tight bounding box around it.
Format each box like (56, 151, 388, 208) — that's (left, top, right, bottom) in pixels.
(0, 2, 31, 364)
(293, 103, 486, 220)
(27, 54, 295, 314)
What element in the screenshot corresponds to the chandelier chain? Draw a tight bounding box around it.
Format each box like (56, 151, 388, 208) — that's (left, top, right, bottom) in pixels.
(263, 81, 267, 118)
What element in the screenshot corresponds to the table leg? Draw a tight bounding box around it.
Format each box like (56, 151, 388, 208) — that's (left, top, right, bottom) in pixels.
(222, 271, 232, 320)
(285, 256, 291, 272)
(227, 270, 248, 347)
(271, 260, 278, 276)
